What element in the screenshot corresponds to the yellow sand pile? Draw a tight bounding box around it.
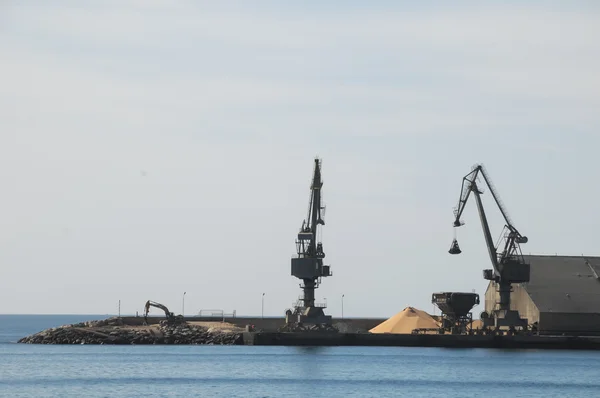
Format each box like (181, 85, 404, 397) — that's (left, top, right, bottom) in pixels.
(470, 319, 483, 330)
(370, 307, 440, 334)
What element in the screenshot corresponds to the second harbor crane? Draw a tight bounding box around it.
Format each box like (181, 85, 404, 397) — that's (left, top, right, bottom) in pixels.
(449, 164, 530, 333)
(282, 157, 336, 332)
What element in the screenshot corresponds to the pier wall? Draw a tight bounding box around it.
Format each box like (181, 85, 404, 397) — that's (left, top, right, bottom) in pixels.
(242, 332, 600, 350)
(119, 316, 386, 332)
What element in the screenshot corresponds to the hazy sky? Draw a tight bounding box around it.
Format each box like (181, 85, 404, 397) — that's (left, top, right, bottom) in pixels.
(2, 1, 599, 317)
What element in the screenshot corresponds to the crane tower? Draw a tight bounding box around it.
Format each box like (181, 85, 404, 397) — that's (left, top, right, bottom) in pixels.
(449, 164, 530, 333)
(284, 158, 335, 331)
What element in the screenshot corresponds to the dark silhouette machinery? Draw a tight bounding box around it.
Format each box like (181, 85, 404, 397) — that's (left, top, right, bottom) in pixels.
(432, 292, 480, 334)
(449, 164, 530, 333)
(281, 158, 336, 332)
(143, 300, 185, 326)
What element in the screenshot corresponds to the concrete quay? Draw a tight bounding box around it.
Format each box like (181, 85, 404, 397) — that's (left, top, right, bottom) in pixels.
(120, 316, 386, 333)
(242, 331, 600, 350)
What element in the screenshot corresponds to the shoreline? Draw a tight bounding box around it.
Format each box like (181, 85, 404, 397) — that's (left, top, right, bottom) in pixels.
(16, 316, 600, 350)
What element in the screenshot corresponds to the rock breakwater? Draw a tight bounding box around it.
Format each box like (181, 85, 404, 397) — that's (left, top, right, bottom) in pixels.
(18, 317, 243, 345)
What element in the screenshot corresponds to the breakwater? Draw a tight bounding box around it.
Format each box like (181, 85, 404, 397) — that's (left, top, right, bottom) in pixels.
(119, 315, 385, 333)
(17, 316, 600, 350)
(16, 316, 386, 345)
(18, 317, 242, 345)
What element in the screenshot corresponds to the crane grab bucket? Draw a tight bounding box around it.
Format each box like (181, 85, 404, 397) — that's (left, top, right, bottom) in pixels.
(449, 239, 462, 255)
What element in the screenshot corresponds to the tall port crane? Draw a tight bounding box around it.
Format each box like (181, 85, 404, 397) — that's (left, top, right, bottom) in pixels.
(283, 158, 335, 332)
(449, 164, 530, 332)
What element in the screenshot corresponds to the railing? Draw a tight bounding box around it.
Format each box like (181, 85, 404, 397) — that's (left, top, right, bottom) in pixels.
(198, 309, 224, 317)
(198, 309, 227, 322)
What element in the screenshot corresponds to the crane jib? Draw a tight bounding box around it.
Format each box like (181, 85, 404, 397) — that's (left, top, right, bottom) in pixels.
(449, 164, 529, 280)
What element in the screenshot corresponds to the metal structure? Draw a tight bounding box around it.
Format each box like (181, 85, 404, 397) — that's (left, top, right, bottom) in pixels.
(143, 300, 185, 325)
(485, 255, 600, 336)
(450, 164, 530, 332)
(282, 158, 336, 332)
(197, 309, 236, 321)
(432, 292, 480, 334)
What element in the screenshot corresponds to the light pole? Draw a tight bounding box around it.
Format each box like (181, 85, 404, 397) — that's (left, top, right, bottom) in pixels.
(182, 292, 186, 317)
(342, 294, 345, 319)
(324, 297, 327, 308)
(262, 293, 265, 319)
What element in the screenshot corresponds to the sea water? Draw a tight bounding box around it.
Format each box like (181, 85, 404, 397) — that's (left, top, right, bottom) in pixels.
(1, 315, 599, 397)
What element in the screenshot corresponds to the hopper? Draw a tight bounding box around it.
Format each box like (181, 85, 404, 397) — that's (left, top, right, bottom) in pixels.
(432, 292, 479, 317)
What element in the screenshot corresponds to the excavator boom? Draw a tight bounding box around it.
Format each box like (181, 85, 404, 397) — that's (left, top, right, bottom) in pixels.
(144, 300, 175, 321)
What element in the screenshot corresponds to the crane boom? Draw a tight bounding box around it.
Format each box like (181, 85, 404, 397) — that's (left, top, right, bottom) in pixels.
(453, 165, 514, 229)
(477, 165, 514, 228)
(451, 164, 528, 269)
(301, 158, 325, 257)
(472, 182, 499, 272)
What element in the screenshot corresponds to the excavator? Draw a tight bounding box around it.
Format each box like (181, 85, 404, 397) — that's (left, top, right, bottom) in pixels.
(449, 164, 530, 334)
(143, 300, 185, 326)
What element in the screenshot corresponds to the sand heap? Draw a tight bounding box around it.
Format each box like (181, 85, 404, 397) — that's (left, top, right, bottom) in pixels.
(369, 307, 440, 334)
(470, 319, 483, 330)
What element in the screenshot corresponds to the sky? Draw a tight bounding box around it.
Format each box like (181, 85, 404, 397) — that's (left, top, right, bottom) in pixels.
(1, 1, 599, 317)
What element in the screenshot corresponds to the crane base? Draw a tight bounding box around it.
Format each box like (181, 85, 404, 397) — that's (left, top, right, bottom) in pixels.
(283, 305, 335, 333)
(483, 310, 528, 330)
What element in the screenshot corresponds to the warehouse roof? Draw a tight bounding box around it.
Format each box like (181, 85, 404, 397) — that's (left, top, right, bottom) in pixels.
(522, 255, 600, 314)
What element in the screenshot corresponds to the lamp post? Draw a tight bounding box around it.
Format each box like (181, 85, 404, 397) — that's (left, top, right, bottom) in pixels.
(262, 293, 265, 319)
(182, 292, 186, 317)
(342, 294, 345, 319)
(324, 297, 327, 308)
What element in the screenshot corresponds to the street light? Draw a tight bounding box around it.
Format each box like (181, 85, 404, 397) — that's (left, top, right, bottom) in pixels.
(324, 297, 327, 308)
(342, 294, 345, 319)
(262, 293, 265, 319)
(182, 292, 186, 317)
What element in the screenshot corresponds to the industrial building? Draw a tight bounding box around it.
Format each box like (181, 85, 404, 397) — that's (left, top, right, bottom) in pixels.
(484, 255, 600, 335)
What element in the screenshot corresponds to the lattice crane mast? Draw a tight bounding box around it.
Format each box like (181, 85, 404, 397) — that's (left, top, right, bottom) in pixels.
(449, 164, 530, 331)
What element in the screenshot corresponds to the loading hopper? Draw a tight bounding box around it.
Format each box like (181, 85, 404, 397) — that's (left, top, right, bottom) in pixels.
(432, 292, 479, 317)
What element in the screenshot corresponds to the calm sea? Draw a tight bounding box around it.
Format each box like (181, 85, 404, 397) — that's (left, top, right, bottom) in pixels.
(1, 315, 600, 397)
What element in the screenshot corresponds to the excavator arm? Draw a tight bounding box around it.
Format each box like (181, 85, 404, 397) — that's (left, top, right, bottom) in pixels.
(144, 300, 173, 320)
